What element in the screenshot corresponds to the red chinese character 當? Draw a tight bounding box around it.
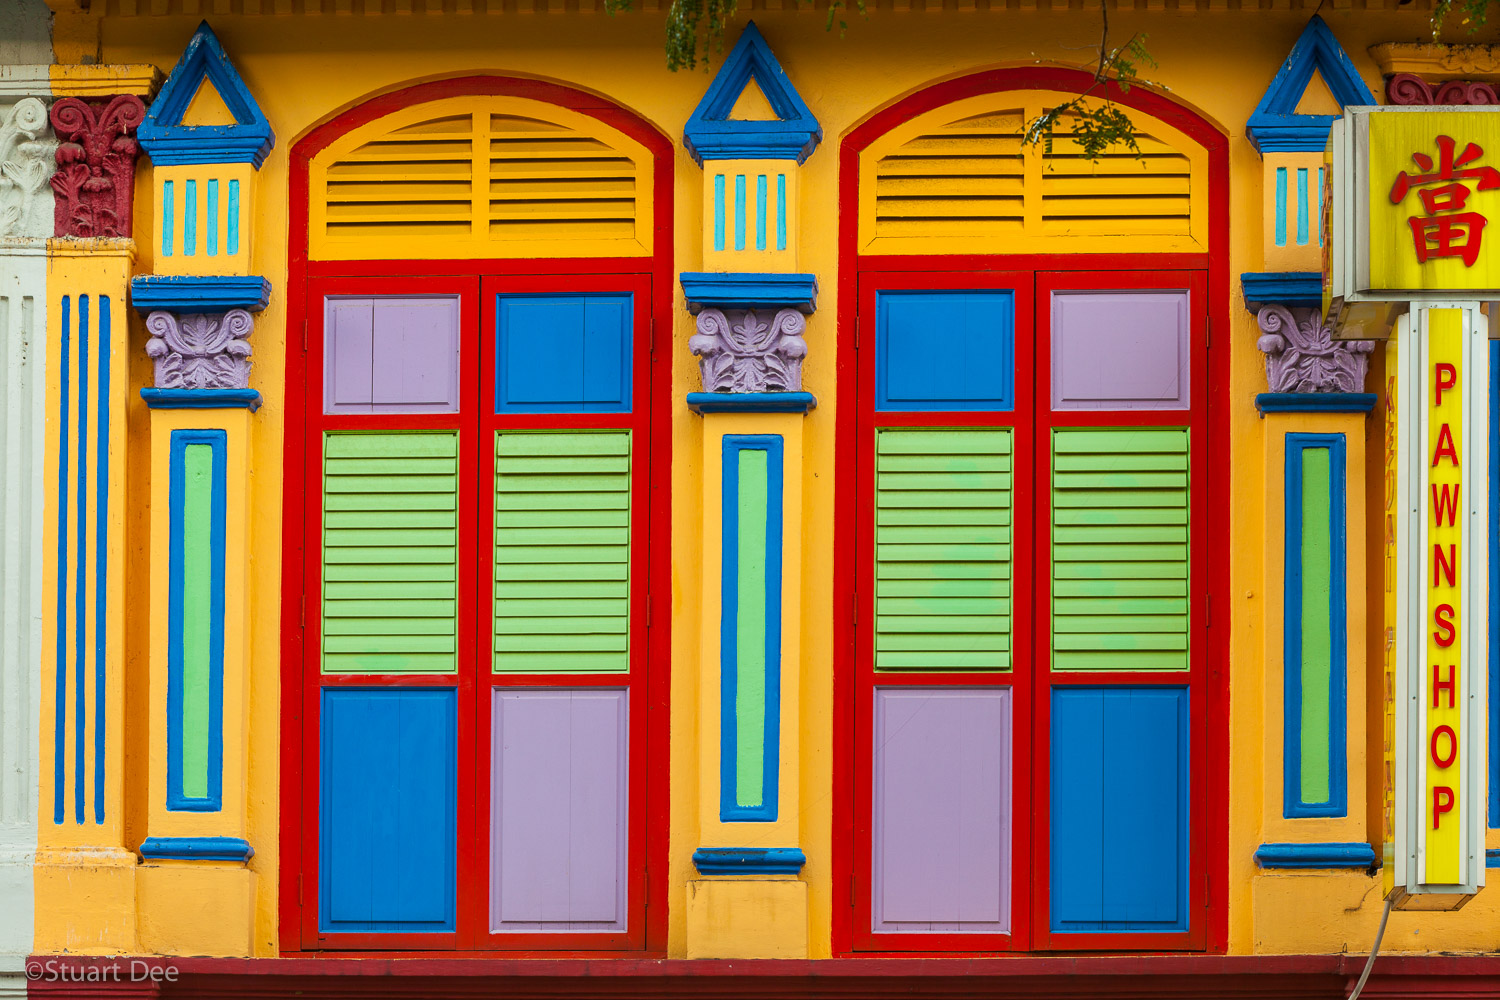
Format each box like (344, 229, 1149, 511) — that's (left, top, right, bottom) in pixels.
(1390, 135, 1500, 267)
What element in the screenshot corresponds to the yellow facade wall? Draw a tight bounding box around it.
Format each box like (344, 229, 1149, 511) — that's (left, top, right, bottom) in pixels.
(58, 7, 1500, 959)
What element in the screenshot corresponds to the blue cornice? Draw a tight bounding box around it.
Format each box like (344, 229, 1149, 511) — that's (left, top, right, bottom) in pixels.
(688, 391, 816, 414)
(683, 22, 822, 165)
(139, 836, 255, 862)
(141, 388, 262, 411)
(1254, 842, 1375, 869)
(1487, 848, 1500, 868)
(1256, 392, 1377, 415)
(139, 22, 275, 168)
(131, 275, 271, 313)
(680, 272, 817, 314)
(692, 847, 807, 875)
(1241, 271, 1323, 313)
(1245, 15, 1375, 155)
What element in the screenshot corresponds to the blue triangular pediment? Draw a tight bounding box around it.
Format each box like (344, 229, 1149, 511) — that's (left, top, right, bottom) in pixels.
(683, 22, 822, 165)
(138, 22, 275, 168)
(1246, 15, 1375, 154)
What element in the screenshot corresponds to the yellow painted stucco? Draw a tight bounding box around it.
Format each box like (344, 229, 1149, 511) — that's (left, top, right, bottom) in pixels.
(29, 7, 1500, 960)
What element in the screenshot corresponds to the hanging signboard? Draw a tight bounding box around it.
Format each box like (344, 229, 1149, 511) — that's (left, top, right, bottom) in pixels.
(1385, 304, 1489, 907)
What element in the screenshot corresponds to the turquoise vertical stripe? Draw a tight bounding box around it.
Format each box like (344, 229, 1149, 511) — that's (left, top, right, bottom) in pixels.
(228, 180, 240, 256)
(1317, 167, 1325, 247)
(720, 434, 783, 822)
(776, 175, 787, 251)
(162, 181, 175, 257)
(1274, 168, 1287, 247)
(734, 174, 746, 252)
(207, 179, 219, 257)
(1297, 167, 1309, 246)
(184, 179, 197, 256)
(756, 174, 767, 251)
(713, 174, 725, 252)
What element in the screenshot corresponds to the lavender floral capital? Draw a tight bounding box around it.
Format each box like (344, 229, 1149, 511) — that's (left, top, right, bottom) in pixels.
(690, 307, 808, 393)
(1256, 305, 1374, 394)
(145, 310, 255, 389)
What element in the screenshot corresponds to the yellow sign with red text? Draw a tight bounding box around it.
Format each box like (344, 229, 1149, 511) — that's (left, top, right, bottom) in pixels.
(1423, 309, 1464, 886)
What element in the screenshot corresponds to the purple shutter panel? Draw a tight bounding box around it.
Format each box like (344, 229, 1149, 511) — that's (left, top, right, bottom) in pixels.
(872, 687, 1011, 933)
(491, 688, 628, 932)
(1051, 290, 1190, 410)
(325, 296, 461, 414)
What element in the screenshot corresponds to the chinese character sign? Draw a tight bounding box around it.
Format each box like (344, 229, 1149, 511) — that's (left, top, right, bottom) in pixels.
(1367, 111, 1500, 292)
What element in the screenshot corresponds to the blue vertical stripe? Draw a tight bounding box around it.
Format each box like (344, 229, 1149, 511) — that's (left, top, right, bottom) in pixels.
(207, 179, 219, 257)
(53, 296, 70, 825)
(166, 430, 228, 812)
(1297, 168, 1310, 246)
(734, 174, 746, 252)
(776, 174, 787, 251)
(227, 180, 240, 256)
(184, 180, 197, 256)
(1283, 432, 1348, 818)
(162, 181, 174, 257)
(713, 175, 725, 253)
(719, 434, 784, 823)
(93, 297, 109, 825)
(74, 295, 88, 826)
(1274, 167, 1287, 247)
(756, 174, 767, 251)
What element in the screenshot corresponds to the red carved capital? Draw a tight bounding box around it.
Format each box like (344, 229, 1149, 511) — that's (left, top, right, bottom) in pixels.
(1387, 72, 1500, 107)
(49, 95, 147, 239)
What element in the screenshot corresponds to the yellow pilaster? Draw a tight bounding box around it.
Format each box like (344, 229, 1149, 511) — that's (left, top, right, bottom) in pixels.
(35, 240, 138, 955)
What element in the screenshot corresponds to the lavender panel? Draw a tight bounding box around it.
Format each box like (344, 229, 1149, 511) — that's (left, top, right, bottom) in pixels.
(325, 296, 461, 414)
(1052, 291, 1190, 410)
(492, 689, 628, 932)
(872, 687, 1011, 934)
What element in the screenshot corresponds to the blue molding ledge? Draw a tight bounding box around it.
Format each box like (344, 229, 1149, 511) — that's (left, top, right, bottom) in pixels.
(688, 392, 816, 415)
(1487, 848, 1500, 868)
(142, 388, 262, 412)
(1254, 842, 1375, 869)
(1256, 392, 1377, 416)
(139, 836, 255, 862)
(681, 272, 818, 314)
(131, 275, 271, 313)
(1241, 272, 1323, 313)
(693, 847, 807, 875)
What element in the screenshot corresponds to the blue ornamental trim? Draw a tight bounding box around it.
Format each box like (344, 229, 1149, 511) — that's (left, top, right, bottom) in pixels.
(680, 272, 818, 314)
(692, 847, 807, 875)
(1254, 842, 1375, 869)
(1245, 16, 1376, 153)
(138, 22, 276, 167)
(1241, 271, 1323, 312)
(139, 836, 255, 862)
(131, 275, 271, 313)
(683, 22, 822, 165)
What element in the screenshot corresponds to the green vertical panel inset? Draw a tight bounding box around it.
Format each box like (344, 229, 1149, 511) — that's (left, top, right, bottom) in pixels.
(1299, 447, 1333, 802)
(180, 443, 214, 799)
(874, 428, 1012, 671)
(735, 448, 768, 806)
(1051, 428, 1190, 671)
(322, 432, 459, 673)
(494, 431, 630, 673)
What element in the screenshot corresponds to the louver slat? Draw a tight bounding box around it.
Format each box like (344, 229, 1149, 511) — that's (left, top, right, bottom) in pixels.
(875, 428, 1012, 671)
(322, 431, 459, 674)
(1051, 428, 1190, 671)
(494, 431, 631, 673)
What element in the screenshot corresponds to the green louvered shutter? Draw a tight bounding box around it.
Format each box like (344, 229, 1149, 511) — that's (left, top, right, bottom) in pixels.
(1051, 427, 1190, 671)
(874, 428, 1012, 671)
(494, 430, 631, 673)
(322, 431, 459, 673)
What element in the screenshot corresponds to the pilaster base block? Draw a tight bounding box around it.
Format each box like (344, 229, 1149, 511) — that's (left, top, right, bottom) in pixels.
(0, 848, 36, 957)
(684, 878, 808, 959)
(33, 849, 138, 954)
(136, 864, 255, 957)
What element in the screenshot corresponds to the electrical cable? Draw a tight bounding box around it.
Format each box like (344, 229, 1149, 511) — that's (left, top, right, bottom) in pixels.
(1346, 897, 1394, 1000)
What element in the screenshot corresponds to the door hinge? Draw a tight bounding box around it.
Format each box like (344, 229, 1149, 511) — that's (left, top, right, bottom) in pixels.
(1205, 593, 1211, 628)
(650, 317, 657, 360)
(851, 592, 858, 627)
(849, 874, 857, 907)
(1204, 319, 1211, 349)
(301, 319, 308, 353)
(300, 593, 305, 629)
(645, 593, 653, 628)
(299, 874, 304, 906)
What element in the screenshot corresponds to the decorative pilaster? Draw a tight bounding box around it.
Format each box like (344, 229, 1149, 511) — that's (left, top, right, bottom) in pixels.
(129, 20, 272, 959)
(680, 22, 818, 962)
(49, 96, 146, 239)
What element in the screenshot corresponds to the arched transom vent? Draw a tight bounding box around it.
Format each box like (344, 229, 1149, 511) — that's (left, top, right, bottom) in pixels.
(308, 94, 654, 260)
(858, 90, 1209, 255)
